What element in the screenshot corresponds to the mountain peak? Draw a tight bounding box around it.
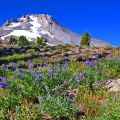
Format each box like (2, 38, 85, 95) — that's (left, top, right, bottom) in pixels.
(3, 14, 54, 27)
(20, 14, 53, 21)
(0, 14, 111, 47)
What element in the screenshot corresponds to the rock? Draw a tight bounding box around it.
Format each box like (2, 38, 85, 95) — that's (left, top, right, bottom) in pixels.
(105, 79, 120, 92)
(98, 79, 120, 92)
(76, 104, 86, 119)
(76, 110, 86, 119)
(65, 88, 79, 99)
(66, 51, 74, 56)
(44, 52, 53, 57)
(42, 114, 52, 120)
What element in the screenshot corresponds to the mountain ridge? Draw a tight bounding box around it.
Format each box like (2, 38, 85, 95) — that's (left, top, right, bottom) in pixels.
(0, 14, 111, 47)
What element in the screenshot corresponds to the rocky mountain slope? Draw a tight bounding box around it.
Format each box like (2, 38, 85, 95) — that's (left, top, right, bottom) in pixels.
(0, 14, 111, 46)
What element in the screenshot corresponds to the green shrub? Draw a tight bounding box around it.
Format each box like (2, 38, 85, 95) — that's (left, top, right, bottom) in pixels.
(91, 92, 120, 120)
(38, 95, 76, 119)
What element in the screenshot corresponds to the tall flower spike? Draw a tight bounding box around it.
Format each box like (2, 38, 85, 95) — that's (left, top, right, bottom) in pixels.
(110, 53, 113, 59)
(47, 67, 54, 76)
(62, 64, 67, 71)
(12, 63, 17, 70)
(1, 64, 5, 68)
(96, 55, 99, 61)
(57, 66, 62, 72)
(0, 77, 8, 89)
(78, 73, 84, 80)
(86, 60, 94, 68)
(28, 59, 32, 63)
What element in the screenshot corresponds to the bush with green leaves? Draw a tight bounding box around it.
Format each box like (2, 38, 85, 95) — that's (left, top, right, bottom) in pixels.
(38, 95, 76, 119)
(0, 94, 22, 119)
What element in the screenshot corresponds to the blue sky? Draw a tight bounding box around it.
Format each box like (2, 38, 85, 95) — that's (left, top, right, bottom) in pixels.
(0, 0, 120, 46)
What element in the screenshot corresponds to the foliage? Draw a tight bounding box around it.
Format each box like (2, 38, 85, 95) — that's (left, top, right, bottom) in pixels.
(38, 95, 76, 119)
(89, 92, 120, 120)
(80, 32, 91, 47)
(9, 37, 17, 45)
(36, 37, 47, 46)
(18, 36, 29, 47)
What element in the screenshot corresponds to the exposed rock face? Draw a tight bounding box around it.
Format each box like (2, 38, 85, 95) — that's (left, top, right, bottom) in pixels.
(97, 79, 120, 92)
(0, 14, 111, 46)
(104, 79, 120, 92)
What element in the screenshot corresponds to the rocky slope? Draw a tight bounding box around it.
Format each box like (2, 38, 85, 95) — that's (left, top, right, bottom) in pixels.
(0, 14, 111, 47)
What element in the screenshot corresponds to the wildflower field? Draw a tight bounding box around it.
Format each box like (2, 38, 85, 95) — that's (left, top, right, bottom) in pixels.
(0, 45, 120, 120)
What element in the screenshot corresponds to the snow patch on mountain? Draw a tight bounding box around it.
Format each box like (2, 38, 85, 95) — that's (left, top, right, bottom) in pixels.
(8, 23, 22, 28)
(29, 15, 41, 34)
(19, 17, 26, 21)
(29, 15, 54, 38)
(39, 30, 54, 38)
(1, 30, 41, 41)
(46, 42, 54, 46)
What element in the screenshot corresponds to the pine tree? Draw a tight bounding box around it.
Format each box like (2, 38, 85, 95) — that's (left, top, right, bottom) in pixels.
(18, 36, 29, 47)
(80, 32, 91, 47)
(36, 37, 47, 46)
(9, 37, 17, 45)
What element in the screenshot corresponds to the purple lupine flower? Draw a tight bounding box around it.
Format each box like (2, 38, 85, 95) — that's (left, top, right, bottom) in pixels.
(28, 66, 33, 71)
(57, 66, 62, 72)
(44, 63, 49, 67)
(38, 63, 42, 67)
(5, 67, 9, 72)
(2, 77, 7, 84)
(78, 73, 84, 80)
(0, 77, 8, 89)
(47, 67, 54, 76)
(63, 58, 70, 64)
(28, 63, 34, 71)
(1, 64, 5, 68)
(12, 63, 17, 70)
(86, 60, 94, 68)
(28, 59, 32, 63)
(62, 64, 67, 71)
(35, 72, 42, 82)
(35, 77, 41, 82)
(14, 73, 22, 79)
(37, 72, 42, 79)
(96, 55, 99, 61)
(110, 53, 113, 59)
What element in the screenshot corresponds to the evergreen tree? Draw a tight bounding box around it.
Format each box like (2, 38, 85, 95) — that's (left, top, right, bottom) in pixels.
(80, 32, 91, 47)
(9, 37, 17, 45)
(18, 36, 29, 47)
(36, 37, 47, 46)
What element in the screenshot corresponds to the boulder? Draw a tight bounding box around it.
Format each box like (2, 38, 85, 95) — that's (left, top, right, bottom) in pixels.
(97, 79, 120, 92)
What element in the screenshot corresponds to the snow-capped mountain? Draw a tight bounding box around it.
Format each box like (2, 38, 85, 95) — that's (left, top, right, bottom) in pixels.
(0, 14, 111, 46)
